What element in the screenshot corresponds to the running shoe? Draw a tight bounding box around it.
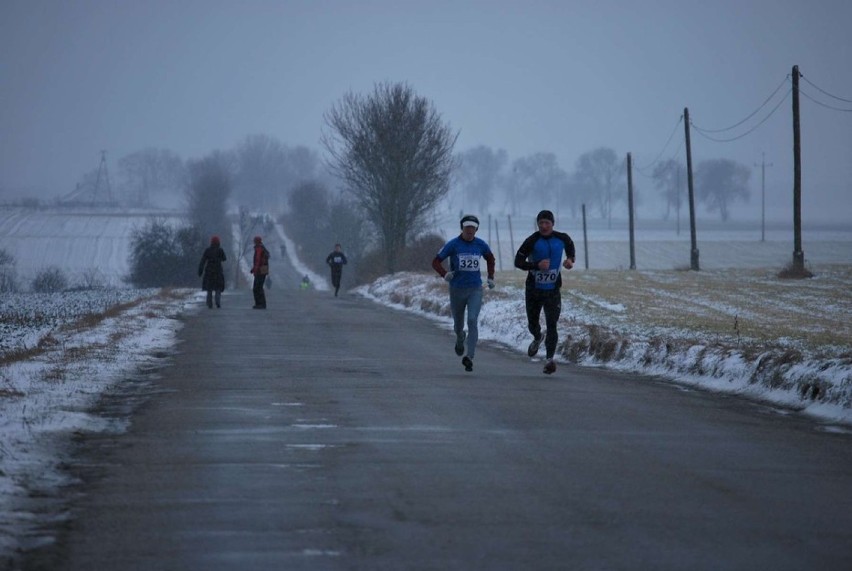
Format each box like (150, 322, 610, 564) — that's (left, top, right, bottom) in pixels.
(527, 334, 543, 357)
(543, 359, 556, 375)
(462, 356, 473, 372)
(455, 331, 467, 356)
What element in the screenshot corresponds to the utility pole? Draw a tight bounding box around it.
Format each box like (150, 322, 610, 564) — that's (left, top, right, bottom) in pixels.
(791, 65, 805, 272)
(93, 150, 113, 205)
(582, 204, 589, 270)
(754, 152, 773, 242)
(627, 152, 636, 269)
(676, 163, 682, 236)
(684, 108, 699, 271)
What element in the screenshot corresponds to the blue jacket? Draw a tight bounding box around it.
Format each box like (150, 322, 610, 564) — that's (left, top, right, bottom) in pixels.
(434, 235, 495, 288)
(514, 231, 576, 291)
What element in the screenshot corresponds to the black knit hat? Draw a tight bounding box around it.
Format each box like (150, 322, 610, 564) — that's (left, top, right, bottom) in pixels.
(536, 210, 554, 223)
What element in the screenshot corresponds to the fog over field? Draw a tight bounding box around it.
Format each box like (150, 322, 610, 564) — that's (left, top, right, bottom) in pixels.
(2, 1, 850, 223)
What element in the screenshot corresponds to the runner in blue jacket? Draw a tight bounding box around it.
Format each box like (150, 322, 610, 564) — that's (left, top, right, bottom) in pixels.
(514, 210, 575, 374)
(432, 214, 496, 372)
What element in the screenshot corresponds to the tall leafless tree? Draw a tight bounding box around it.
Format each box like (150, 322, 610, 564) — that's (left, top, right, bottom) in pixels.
(695, 158, 751, 222)
(322, 82, 458, 273)
(575, 147, 623, 228)
(117, 148, 186, 206)
(454, 145, 508, 214)
(510, 152, 568, 217)
(185, 152, 232, 241)
(652, 158, 685, 221)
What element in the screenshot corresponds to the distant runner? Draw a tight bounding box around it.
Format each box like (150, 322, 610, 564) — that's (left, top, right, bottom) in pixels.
(325, 243, 348, 297)
(514, 210, 575, 374)
(432, 214, 496, 372)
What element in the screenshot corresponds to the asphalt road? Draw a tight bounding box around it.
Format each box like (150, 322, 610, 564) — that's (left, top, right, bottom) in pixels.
(23, 285, 852, 571)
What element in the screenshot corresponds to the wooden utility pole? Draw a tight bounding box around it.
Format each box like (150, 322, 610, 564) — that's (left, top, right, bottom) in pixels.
(684, 108, 700, 270)
(792, 65, 805, 271)
(676, 163, 682, 236)
(494, 220, 503, 271)
(627, 152, 636, 269)
(582, 204, 589, 270)
(755, 152, 773, 242)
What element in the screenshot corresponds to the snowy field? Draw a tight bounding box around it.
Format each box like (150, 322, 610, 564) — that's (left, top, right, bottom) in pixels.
(1, 206, 851, 563)
(0, 207, 184, 287)
(0, 287, 199, 560)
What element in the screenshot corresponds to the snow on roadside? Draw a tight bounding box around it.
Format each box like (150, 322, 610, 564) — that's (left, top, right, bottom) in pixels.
(0, 288, 200, 558)
(355, 272, 852, 426)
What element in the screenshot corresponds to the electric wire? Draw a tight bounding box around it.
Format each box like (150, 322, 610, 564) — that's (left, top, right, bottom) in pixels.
(691, 88, 791, 143)
(635, 114, 683, 175)
(801, 74, 852, 103)
(799, 86, 852, 113)
(690, 75, 789, 133)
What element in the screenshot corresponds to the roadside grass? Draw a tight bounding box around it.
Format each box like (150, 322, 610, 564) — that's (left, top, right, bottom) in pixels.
(0, 289, 187, 370)
(495, 264, 852, 353)
(372, 264, 851, 411)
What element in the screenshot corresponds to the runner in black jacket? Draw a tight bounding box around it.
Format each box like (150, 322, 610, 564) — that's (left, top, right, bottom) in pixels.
(325, 244, 348, 297)
(514, 210, 575, 374)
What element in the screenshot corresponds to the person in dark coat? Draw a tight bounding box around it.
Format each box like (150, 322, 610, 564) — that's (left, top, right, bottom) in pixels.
(198, 235, 227, 308)
(325, 243, 348, 297)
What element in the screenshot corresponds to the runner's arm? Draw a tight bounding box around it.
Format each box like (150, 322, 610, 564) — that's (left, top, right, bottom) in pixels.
(513, 235, 538, 271)
(431, 256, 448, 277)
(484, 252, 496, 279)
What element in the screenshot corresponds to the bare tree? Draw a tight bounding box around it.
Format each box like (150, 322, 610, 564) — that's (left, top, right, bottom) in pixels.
(234, 134, 330, 211)
(186, 152, 232, 241)
(652, 159, 684, 221)
(0, 248, 18, 293)
(322, 82, 458, 273)
(454, 146, 508, 214)
(233, 134, 287, 210)
(575, 147, 623, 227)
(117, 148, 186, 206)
(32, 267, 68, 293)
(510, 152, 568, 216)
(695, 158, 751, 222)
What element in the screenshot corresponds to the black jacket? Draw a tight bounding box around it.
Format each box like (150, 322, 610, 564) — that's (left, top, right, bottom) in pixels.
(198, 245, 227, 291)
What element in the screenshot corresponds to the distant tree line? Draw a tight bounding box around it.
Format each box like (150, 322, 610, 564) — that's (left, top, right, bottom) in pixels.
(451, 146, 751, 225)
(0, 248, 109, 293)
(91, 78, 752, 288)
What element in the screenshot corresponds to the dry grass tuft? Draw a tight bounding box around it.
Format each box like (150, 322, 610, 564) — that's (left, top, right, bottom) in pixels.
(777, 263, 815, 279)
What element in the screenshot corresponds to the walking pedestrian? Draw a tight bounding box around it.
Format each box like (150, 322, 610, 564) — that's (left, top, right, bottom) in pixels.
(325, 243, 348, 297)
(250, 236, 270, 309)
(514, 210, 576, 374)
(198, 235, 226, 309)
(432, 214, 496, 372)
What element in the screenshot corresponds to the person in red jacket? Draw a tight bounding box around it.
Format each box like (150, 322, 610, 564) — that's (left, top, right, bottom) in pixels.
(250, 236, 270, 309)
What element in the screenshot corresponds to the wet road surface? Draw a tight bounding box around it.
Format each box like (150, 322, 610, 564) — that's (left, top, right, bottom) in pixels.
(24, 287, 852, 570)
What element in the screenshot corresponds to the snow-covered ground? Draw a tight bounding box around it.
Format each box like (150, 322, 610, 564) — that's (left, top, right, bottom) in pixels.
(0, 207, 184, 287)
(356, 271, 852, 426)
(1, 206, 850, 563)
(0, 287, 200, 560)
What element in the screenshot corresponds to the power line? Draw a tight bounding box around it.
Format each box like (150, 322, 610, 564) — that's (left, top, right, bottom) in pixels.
(798, 86, 852, 113)
(635, 114, 683, 174)
(801, 74, 852, 103)
(690, 75, 789, 133)
(691, 88, 791, 143)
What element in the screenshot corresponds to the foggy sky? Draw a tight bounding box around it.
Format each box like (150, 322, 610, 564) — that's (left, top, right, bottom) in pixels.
(2, 0, 850, 221)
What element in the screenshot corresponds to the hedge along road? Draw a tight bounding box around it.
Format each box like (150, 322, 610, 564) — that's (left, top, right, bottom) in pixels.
(24, 285, 852, 571)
